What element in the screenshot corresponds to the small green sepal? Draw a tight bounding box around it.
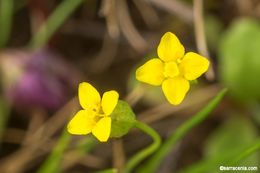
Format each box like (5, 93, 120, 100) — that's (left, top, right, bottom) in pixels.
(110, 100, 136, 138)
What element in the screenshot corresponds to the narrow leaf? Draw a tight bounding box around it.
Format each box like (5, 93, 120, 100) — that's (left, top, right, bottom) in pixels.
(37, 129, 70, 173)
(137, 88, 227, 173)
(95, 168, 118, 173)
(29, 0, 84, 49)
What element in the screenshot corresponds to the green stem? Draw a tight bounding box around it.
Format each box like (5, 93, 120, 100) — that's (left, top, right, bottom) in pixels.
(231, 139, 260, 164)
(29, 0, 84, 49)
(0, 0, 14, 48)
(123, 121, 161, 173)
(137, 88, 228, 173)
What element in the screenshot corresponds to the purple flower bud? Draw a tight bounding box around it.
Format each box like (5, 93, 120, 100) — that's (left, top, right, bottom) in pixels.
(0, 49, 81, 111)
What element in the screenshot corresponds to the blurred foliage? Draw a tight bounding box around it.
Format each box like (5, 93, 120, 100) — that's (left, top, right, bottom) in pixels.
(73, 136, 97, 153)
(0, 97, 10, 143)
(205, 15, 223, 50)
(180, 116, 260, 173)
(37, 131, 97, 173)
(0, 0, 14, 47)
(219, 18, 260, 102)
(138, 88, 227, 173)
(205, 116, 260, 167)
(37, 129, 71, 173)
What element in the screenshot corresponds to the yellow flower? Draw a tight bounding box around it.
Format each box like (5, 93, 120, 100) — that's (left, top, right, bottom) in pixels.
(136, 32, 210, 105)
(67, 82, 119, 142)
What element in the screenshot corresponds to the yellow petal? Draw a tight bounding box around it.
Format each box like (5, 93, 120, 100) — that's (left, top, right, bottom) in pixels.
(92, 117, 111, 142)
(163, 61, 179, 78)
(101, 90, 119, 115)
(157, 32, 185, 62)
(136, 58, 164, 86)
(78, 82, 101, 110)
(162, 77, 190, 105)
(67, 110, 96, 135)
(179, 52, 210, 80)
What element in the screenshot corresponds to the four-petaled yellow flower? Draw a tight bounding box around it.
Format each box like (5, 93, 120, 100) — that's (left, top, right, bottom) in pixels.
(67, 82, 119, 142)
(136, 32, 210, 105)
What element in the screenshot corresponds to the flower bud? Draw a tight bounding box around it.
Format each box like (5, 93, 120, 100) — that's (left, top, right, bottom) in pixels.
(0, 49, 80, 111)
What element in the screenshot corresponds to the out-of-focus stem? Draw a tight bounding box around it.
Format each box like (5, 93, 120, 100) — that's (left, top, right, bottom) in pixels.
(113, 139, 125, 173)
(193, 0, 215, 81)
(0, 0, 14, 48)
(29, 0, 84, 49)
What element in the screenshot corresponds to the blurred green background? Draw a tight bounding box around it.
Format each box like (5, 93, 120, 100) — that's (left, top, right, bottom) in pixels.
(0, 0, 259, 173)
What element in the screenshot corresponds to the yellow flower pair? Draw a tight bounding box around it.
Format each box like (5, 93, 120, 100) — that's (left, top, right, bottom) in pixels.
(136, 32, 209, 105)
(67, 32, 209, 142)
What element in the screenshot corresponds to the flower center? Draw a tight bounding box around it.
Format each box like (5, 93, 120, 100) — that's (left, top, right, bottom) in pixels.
(176, 58, 182, 64)
(91, 104, 100, 113)
(163, 62, 179, 78)
(91, 103, 107, 119)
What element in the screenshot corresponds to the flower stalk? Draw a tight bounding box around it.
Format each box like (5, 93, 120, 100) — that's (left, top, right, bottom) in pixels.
(123, 120, 161, 173)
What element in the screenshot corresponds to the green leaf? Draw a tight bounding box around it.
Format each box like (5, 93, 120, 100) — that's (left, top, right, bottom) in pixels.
(205, 116, 259, 163)
(29, 0, 84, 49)
(95, 168, 118, 173)
(179, 139, 260, 173)
(219, 18, 260, 101)
(110, 100, 136, 138)
(183, 116, 260, 173)
(178, 115, 259, 173)
(137, 88, 227, 173)
(37, 129, 71, 173)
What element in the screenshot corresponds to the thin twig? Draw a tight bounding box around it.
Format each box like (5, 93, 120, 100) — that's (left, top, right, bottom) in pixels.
(235, 0, 253, 16)
(33, 96, 78, 139)
(22, 108, 46, 145)
(89, 32, 118, 73)
(193, 0, 215, 81)
(116, 0, 147, 53)
(75, 155, 106, 169)
(125, 84, 144, 107)
(0, 97, 79, 173)
(147, 0, 193, 24)
(112, 139, 126, 173)
(62, 151, 106, 170)
(99, 0, 120, 39)
(3, 128, 26, 144)
(133, 0, 160, 28)
(139, 84, 220, 123)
